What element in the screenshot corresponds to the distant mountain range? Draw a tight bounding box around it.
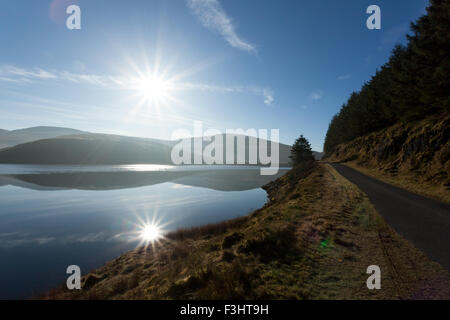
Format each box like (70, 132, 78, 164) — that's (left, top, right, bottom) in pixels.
(0, 126, 323, 165)
(0, 126, 85, 149)
(312, 151, 323, 160)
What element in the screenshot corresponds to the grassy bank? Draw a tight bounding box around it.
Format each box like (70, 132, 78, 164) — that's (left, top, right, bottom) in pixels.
(42, 162, 449, 299)
(326, 113, 449, 204)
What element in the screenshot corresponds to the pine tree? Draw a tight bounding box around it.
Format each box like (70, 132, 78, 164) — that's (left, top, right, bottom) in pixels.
(323, 0, 449, 155)
(290, 135, 314, 165)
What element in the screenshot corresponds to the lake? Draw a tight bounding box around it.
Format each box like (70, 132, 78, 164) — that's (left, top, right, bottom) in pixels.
(0, 164, 289, 299)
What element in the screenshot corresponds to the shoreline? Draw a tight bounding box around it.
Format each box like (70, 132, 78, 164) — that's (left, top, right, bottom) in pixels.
(40, 161, 450, 300)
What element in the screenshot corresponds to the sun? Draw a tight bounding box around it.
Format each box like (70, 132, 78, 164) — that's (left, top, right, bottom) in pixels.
(120, 54, 192, 121)
(133, 74, 173, 106)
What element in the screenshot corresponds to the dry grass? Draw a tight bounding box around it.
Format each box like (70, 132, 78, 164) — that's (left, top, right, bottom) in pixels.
(343, 162, 449, 204)
(166, 216, 249, 241)
(41, 162, 449, 300)
(326, 113, 449, 203)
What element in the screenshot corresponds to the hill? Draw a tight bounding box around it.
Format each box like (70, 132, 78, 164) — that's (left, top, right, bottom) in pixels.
(326, 113, 449, 203)
(312, 151, 324, 160)
(0, 134, 174, 165)
(0, 133, 295, 166)
(0, 126, 85, 149)
(187, 134, 293, 165)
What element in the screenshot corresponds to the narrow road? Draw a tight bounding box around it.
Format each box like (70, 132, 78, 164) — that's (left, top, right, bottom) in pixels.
(331, 163, 450, 271)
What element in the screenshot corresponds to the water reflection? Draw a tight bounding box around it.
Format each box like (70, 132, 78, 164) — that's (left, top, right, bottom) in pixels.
(0, 167, 288, 191)
(0, 165, 289, 299)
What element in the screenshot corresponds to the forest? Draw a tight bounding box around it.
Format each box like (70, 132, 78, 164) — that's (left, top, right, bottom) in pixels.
(324, 0, 449, 154)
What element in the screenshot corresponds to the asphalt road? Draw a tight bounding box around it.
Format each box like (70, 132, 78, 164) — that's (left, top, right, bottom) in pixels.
(331, 163, 450, 271)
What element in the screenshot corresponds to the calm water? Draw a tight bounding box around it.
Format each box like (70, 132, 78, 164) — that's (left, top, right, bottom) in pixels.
(0, 164, 288, 299)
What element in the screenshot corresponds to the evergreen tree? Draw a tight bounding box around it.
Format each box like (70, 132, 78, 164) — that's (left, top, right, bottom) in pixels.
(290, 135, 314, 165)
(324, 0, 449, 155)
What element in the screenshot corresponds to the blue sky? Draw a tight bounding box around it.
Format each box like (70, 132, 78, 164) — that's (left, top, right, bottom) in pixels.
(0, 0, 429, 151)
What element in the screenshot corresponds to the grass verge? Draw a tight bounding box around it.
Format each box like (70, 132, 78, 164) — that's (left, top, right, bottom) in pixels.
(340, 161, 449, 204)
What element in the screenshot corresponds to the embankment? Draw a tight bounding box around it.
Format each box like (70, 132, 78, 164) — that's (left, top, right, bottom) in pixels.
(42, 162, 449, 300)
(326, 113, 449, 203)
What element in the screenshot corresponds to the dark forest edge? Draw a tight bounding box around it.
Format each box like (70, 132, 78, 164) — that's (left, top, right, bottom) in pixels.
(324, 0, 449, 155)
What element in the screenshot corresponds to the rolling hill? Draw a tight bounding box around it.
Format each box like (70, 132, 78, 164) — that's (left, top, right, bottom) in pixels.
(0, 134, 174, 165)
(0, 126, 327, 165)
(0, 126, 85, 149)
(0, 132, 296, 166)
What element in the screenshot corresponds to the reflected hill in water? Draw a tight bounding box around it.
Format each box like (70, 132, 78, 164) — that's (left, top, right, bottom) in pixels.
(0, 168, 289, 192)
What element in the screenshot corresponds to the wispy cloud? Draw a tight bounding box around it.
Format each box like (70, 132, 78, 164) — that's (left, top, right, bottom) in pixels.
(0, 76, 28, 83)
(176, 82, 240, 93)
(309, 90, 324, 101)
(337, 74, 351, 80)
(0, 65, 110, 86)
(187, 0, 256, 53)
(2, 65, 57, 80)
(181, 83, 274, 105)
(263, 90, 274, 106)
(251, 87, 274, 106)
(0, 65, 274, 105)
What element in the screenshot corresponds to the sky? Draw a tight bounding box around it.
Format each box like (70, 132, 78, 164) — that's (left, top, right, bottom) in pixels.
(0, 0, 429, 151)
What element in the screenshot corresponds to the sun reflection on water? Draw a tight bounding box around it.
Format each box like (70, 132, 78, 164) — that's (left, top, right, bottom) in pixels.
(140, 223, 162, 242)
(128, 211, 172, 251)
(120, 164, 174, 172)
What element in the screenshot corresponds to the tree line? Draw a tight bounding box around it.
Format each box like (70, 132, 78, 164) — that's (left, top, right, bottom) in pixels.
(324, 0, 449, 155)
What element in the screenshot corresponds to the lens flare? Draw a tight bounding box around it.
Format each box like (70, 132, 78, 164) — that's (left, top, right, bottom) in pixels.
(129, 212, 171, 250)
(140, 223, 162, 242)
